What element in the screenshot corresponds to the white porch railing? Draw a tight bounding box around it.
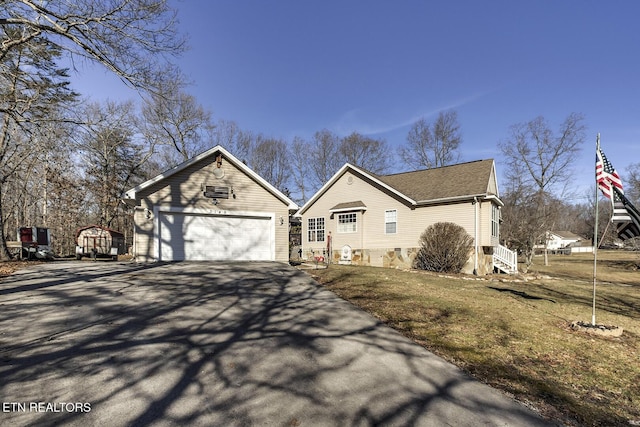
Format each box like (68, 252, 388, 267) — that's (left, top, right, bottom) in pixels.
(493, 244, 518, 274)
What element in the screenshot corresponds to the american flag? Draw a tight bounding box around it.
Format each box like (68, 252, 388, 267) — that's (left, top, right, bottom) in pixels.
(595, 147, 623, 199)
(612, 186, 640, 240)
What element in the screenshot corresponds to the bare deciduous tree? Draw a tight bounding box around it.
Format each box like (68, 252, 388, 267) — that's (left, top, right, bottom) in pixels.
(498, 113, 586, 270)
(250, 137, 291, 195)
(141, 79, 214, 167)
(289, 136, 311, 205)
(79, 101, 150, 228)
(626, 162, 640, 205)
(307, 129, 343, 191)
(210, 119, 253, 164)
(0, 0, 184, 259)
(1, 0, 185, 93)
(401, 110, 462, 170)
(0, 34, 77, 259)
(339, 132, 391, 174)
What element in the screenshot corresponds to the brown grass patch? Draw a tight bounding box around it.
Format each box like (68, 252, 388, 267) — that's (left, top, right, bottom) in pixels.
(0, 260, 40, 277)
(308, 250, 640, 426)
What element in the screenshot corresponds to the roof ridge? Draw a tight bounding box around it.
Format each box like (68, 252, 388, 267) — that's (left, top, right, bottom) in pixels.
(379, 158, 493, 178)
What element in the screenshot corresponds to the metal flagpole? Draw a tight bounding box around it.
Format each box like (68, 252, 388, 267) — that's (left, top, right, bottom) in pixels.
(592, 134, 600, 326)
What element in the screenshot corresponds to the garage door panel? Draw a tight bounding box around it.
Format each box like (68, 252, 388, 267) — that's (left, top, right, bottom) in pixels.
(158, 212, 273, 261)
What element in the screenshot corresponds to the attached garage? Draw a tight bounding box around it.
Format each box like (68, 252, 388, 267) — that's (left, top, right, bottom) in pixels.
(156, 210, 274, 261)
(123, 146, 298, 263)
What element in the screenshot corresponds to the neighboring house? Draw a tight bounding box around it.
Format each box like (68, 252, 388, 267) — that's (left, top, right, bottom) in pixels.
(123, 145, 298, 262)
(543, 231, 591, 252)
(297, 159, 517, 274)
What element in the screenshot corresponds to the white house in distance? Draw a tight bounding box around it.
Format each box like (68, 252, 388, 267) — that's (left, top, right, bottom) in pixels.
(543, 231, 592, 253)
(123, 145, 298, 262)
(297, 159, 518, 274)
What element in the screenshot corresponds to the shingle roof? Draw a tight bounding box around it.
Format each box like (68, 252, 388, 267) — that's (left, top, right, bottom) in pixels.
(373, 159, 495, 202)
(551, 231, 584, 240)
(296, 159, 498, 216)
(330, 201, 367, 211)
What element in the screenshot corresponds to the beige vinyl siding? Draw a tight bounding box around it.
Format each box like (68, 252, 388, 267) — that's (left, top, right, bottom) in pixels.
(302, 172, 498, 250)
(475, 200, 498, 247)
(300, 160, 503, 270)
(133, 207, 154, 262)
(303, 171, 480, 251)
(302, 171, 372, 253)
(400, 203, 476, 248)
(138, 156, 284, 212)
(134, 154, 290, 262)
(487, 173, 498, 195)
(331, 210, 364, 253)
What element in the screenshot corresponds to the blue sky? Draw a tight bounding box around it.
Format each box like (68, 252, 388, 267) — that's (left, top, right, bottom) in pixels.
(70, 0, 640, 202)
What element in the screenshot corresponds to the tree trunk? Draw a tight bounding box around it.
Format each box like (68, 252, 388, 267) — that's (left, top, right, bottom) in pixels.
(544, 247, 549, 266)
(0, 182, 15, 261)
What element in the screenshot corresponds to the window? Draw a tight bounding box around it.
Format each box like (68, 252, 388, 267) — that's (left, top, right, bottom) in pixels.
(337, 213, 357, 233)
(308, 217, 325, 242)
(385, 209, 397, 234)
(492, 204, 500, 239)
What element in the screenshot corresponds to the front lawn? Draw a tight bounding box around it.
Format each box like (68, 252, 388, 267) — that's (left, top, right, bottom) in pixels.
(307, 251, 640, 426)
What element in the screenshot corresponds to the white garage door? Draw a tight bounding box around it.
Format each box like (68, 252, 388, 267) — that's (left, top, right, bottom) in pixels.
(157, 212, 274, 261)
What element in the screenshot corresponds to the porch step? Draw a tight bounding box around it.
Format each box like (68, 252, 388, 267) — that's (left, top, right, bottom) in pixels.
(493, 245, 518, 274)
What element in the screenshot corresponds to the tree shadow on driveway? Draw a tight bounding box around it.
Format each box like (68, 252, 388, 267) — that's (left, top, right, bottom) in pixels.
(0, 262, 553, 426)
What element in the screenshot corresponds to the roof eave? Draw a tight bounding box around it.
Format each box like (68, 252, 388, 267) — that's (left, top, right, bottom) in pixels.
(415, 193, 504, 207)
(330, 206, 368, 213)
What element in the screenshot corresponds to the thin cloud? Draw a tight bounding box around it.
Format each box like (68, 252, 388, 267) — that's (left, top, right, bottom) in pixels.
(331, 91, 491, 137)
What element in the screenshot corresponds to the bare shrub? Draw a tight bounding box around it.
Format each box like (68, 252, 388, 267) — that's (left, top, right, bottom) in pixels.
(414, 222, 473, 273)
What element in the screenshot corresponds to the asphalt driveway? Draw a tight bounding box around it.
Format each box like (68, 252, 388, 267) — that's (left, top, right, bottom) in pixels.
(0, 261, 554, 426)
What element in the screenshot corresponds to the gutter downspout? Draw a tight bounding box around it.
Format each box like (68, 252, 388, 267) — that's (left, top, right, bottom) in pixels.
(473, 197, 479, 275)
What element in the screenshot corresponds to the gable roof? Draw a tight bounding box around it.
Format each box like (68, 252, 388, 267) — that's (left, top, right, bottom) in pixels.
(123, 145, 298, 210)
(75, 224, 124, 239)
(549, 231, 584, 240)
(330, 201, 367, 212)
(298, 159, 500, 215)
(374, 159, 497, 202)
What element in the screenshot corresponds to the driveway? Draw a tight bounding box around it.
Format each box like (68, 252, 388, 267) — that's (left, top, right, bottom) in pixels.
(0, 262, 554, 426)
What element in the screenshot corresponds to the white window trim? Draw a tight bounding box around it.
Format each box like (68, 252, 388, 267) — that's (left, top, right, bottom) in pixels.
(385, 209, 397, 234)
(491, 204, 500, 239)
(308, 217, 325, 242)
(337, 212, 357, 234)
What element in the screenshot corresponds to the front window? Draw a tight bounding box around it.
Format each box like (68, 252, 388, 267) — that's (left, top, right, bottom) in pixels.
(385, 209, 397, 234)
(308, 217, 325, 242)
(337, 213, 357, 233)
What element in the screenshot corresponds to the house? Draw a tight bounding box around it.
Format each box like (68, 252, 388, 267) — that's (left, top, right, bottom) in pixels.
(297, 159, 517, 274)
(122, 145, 298, 262)
(544, 231, 591, 253)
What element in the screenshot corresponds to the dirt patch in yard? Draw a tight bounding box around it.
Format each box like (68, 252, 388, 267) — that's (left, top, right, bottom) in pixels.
(0, 260, 41, 278)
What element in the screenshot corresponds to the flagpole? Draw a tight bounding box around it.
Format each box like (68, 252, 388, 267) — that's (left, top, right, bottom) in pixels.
(592, 134, 600, 326)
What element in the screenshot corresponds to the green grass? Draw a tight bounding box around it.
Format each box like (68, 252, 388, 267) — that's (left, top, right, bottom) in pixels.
(308, 250, 640, 426)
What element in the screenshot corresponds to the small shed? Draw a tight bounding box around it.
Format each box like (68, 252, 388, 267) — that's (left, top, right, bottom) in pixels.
(75, 225, 126, 259)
